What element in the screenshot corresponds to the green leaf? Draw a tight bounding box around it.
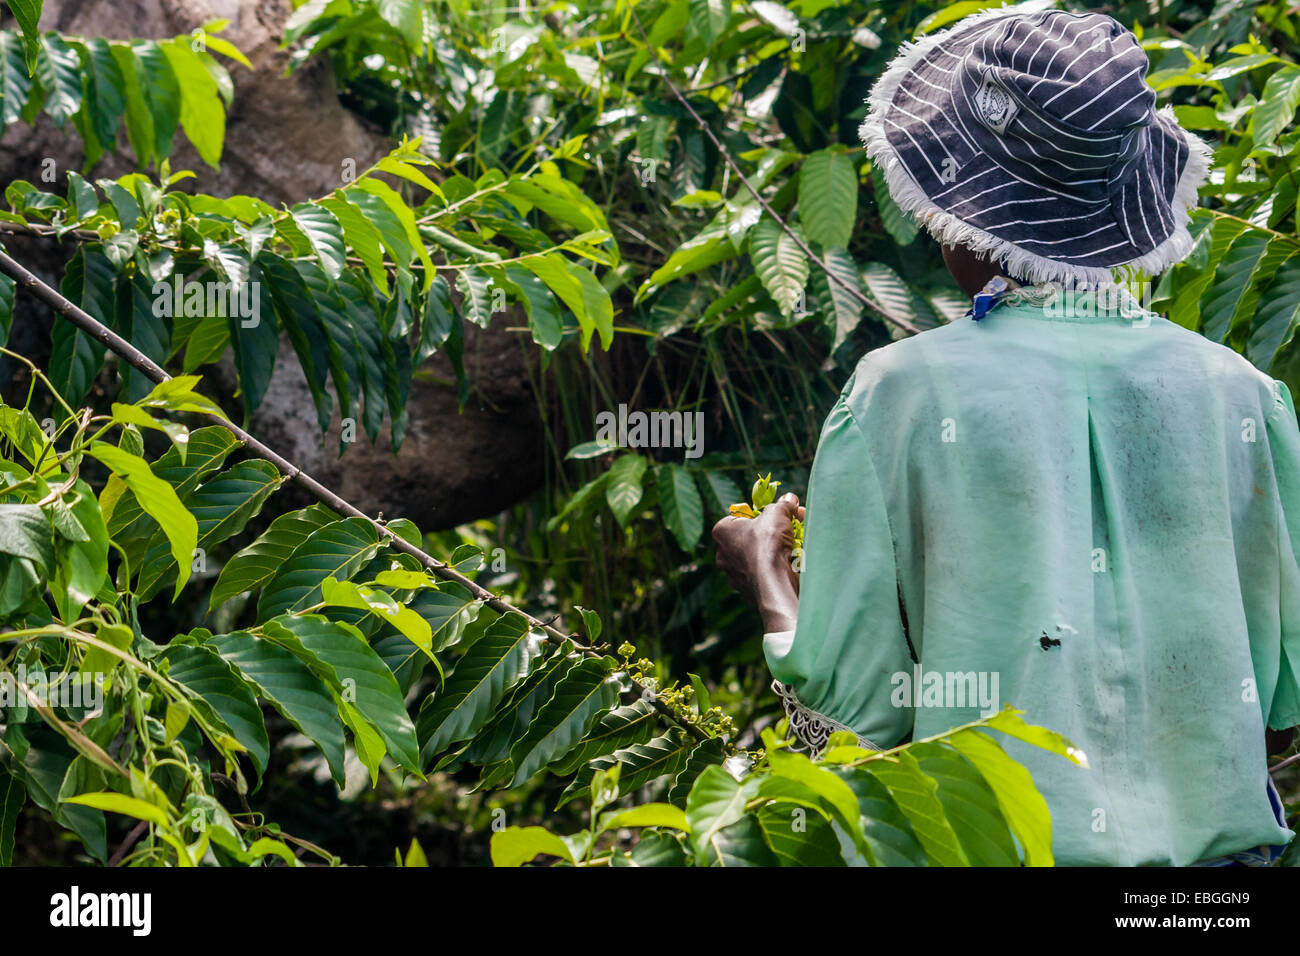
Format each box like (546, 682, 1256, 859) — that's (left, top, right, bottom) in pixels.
(256, 516, 383, 620)
(319, 576, 437, 668)
(870, 166, 919, 245)
(605, 453, 646, 527)
(708, 815, 778, 866)
(256, 252, 334, 431)
(35, 32, 82, 128)
(407, 582, 482, 653)
(352, 177, 434, 289)
(262, 613, 420, 772)
(549, 699, 658, 775)
(209, 503, 337, 611)
(831, 766, 927, 866)
(0, 769, 24, 866)
(115, 269, 170, 403)
(506, 658, 618, 786)
(1249, 255, 1300, 370)
(205, 629, 347, 786)
(0, 503, 53, 573)
(861, 750, 968, 866)
(666, 737, 726, 807)
(49, 482, 108, 623)
(948, 727, 1055, 866)
(1203, 230, 1271, 343)
(799, 149, 857, 250)
(136, 459, 282, 600)
(88, 442, 198, 599)
(7, 0, 42, 73)
(912, 741, 1019, 865)
(0, 32, 32, 127)
(81, 38, 125, 148)
(556, 729, 693, 809)
(686, 764, 750, 862)
(161, 40, 224, 166)
(756, 802, 847, 866)
(490, 826, 574, 867)
(292, 202, 347, 280)
(50, 247, 115, 407)
(655, 462, 704, 550)
(133, 41, 181, 160)
(860, 260, 916, 327)
(455, 266, 494, 329)
(459, 649, 577, 768)
(162, 642, 270, 776)
(0, 268, 12, 348)
(600, 802, 690, 833)
(749, 217, 808, 316)
(321, 194, 387, 293)
(812, 246, 864, 350)
(687, 0, 731, 47)
(1252, 65, 1300, 149)
(104, 426, 240, 542)
(416, 613, 541, 765)
(64, 792, 168, 828)
(502, 265, 564, 350)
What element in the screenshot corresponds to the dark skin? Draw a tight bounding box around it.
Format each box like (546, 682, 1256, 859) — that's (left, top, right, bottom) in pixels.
(712, 243, 1296, 755)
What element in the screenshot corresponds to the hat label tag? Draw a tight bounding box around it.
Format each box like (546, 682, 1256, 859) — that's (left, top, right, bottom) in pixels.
(974, 70, 1019, 135)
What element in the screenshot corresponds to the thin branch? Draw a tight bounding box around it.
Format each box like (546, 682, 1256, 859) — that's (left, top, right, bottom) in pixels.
(0, 246, 708, 745)
(625, 6, 920, 336)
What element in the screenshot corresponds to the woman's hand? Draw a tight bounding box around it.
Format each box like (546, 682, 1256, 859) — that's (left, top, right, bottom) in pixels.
(712, 492, 804, 633)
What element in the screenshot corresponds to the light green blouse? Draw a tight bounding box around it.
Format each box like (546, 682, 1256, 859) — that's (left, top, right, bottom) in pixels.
(766, 292, 1300, 866)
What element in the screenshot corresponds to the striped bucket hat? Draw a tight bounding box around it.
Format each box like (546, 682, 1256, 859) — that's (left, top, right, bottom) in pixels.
(859, 2, 1212, 287)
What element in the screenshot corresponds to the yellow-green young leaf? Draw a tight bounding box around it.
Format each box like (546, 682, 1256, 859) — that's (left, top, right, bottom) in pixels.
(981, 707, 1089, 767)
(160, 40, 224, 167)
(340, 700, 386, 785)
(64, 792, 169, 828)
(374, 155, 445, 202)
(246, 837, 300, 866)
(799, 149, 858, 250)
(402, 837, 429, 867)
(111, 403, 189, 461)
(79, 623, 134, 680)
(164, 700, 190, 743)
(138, 374, 229, 419)
(319, 576, 440, 672)
(87, 442, 197, 598)
(490, 826, 575, 867)
(201, 33, 253, 70)
(599, 802, 690, 833)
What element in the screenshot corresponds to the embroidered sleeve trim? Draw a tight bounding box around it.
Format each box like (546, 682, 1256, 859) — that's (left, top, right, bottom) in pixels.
(771, 680, 881, 755)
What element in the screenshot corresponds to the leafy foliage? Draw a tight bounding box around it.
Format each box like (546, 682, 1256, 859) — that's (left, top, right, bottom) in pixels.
(0, 0, 1297, 865)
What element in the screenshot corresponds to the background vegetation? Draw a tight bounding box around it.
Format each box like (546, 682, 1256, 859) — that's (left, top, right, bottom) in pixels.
(0, 0, 1297, 866)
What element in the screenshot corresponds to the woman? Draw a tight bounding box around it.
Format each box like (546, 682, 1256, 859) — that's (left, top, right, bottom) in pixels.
(713, 4, 1299, 866)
